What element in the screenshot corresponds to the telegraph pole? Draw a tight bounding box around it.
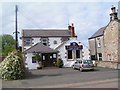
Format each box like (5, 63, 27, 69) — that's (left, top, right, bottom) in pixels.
(15, 5, 19, 50)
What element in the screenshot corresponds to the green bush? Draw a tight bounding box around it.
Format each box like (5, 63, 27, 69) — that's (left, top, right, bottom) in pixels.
(0, 50, 25, 80)
(56, 58, 63, 68)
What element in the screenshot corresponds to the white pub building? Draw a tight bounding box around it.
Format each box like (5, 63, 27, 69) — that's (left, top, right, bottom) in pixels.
(22, 24, 90, 69)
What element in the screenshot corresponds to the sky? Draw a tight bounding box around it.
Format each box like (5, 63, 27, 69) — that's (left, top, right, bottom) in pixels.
(0, 0, 119, 46)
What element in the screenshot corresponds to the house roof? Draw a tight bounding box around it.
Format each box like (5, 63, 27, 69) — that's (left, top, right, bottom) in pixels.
(89, 26, 106, 39)
(22, 29, 71, 37)
(24, 43, 58, 53)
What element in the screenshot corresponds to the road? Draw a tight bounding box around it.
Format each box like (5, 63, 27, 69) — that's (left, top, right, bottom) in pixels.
(2, 67, 119, 88)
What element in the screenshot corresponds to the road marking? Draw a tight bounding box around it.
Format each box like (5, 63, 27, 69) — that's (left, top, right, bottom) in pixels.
(29, 78, 119, 88)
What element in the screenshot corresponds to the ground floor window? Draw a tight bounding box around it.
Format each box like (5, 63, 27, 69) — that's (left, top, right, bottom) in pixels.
(32, 57, 36, 63)
(76, 50, 80, 58)
(67, 50, 81, 60)
(53, 54, 57, 58)
(91, 55, 96, 60)
(68, 50, 72, 59)
(98, 53, 102, 61)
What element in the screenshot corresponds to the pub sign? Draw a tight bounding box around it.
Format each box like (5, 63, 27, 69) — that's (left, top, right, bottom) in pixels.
(65, 42, 83, 50)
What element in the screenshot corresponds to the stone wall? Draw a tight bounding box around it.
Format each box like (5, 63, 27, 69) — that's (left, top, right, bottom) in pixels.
(103, 20, 119, 62)
(96, 61, 119, 69)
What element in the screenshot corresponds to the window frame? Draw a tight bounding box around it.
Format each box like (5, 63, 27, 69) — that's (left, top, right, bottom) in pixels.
(32, 57, 36, 63)
(76, 50, 80, 58)
(67, 50, 73, 60)
(53, 40, 57, 44)
(24, 38, 31, 46)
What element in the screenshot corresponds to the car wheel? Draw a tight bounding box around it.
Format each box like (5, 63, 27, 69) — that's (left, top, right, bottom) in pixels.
(79, 67, 83, 72)
(72, 65, 75, 70)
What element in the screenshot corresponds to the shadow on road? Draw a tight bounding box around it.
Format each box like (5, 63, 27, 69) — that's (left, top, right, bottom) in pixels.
(25, 71, 62, 79)
(82, 69, 100, 72)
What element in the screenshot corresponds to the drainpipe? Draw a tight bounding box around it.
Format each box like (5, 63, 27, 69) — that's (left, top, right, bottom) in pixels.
(95, 38, 98, 60)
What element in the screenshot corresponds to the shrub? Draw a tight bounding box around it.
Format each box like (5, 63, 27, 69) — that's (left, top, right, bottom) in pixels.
(0, 50, 25, 80)
(56, 58, 63, 68)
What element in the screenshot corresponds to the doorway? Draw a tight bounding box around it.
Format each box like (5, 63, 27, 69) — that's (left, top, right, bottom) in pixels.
(42, 53, 57, 67)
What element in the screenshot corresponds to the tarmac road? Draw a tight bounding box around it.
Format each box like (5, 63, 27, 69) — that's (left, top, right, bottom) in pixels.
(2, 67, 119, 88)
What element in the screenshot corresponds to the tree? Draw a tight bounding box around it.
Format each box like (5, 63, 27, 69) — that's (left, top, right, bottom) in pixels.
(0, 34, 16, 55)
(0, 50, 25, 80)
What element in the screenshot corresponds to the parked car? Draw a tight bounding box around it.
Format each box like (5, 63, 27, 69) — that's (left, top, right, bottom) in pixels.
(72, 60, 94, 72)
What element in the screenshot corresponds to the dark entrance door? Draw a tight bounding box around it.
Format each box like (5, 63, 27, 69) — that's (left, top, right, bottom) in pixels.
(42, 53, 56, 67)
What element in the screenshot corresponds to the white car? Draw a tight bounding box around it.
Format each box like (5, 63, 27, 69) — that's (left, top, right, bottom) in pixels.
(72, 60, 94, 72)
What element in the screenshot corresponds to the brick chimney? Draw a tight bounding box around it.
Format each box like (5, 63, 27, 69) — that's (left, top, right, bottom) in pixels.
(68, 23, 76, 37)
(110, 6, 118, 21)
(71, 23, 75, 37)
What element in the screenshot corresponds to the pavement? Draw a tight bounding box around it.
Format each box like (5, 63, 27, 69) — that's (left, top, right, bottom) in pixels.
(2, 67, 119, 88)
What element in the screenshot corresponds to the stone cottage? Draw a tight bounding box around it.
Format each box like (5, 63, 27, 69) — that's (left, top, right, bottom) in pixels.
(88, 6, 120, 69)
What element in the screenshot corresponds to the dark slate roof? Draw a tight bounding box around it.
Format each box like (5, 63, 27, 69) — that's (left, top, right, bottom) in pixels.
(24, 43, 58, 53)
(89, 26, 106, 39)
(22, 29, 71, 37)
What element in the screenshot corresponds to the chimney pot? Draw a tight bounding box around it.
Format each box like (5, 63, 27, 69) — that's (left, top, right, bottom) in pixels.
(71, 23, 74, 27)
(68, 25, 71, 31)
(111, 6, 116, 13)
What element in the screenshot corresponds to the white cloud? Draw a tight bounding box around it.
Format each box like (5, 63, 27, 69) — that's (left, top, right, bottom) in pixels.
(1, 2, 118, 46)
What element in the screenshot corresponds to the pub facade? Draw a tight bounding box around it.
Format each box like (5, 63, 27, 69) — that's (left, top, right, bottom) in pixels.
(22, 24, 90, 69)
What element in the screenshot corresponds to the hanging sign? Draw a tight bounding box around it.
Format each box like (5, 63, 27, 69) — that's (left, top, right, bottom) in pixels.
(65, 42, 83, 50)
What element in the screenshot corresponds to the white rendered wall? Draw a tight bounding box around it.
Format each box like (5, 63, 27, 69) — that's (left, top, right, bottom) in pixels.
(25, 53, 38, 70)
(57, 38, 82, 67)
(82, 46, 90, 60)
(32, 37, 41, 45)
(24, 46, 31, 51)
(49, 37, 62, 49)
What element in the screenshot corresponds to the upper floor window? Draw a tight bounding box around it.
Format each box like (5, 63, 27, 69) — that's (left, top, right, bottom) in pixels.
(54, 40, 57, 44)
(97, 38, 101, 47)
(62, 37, 69, 42)
(24, 38, 31, 46)
(41, 38, 48, 46)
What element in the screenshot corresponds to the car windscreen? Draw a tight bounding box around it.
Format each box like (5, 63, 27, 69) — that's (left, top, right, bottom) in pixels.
(83, 60, 93, 64)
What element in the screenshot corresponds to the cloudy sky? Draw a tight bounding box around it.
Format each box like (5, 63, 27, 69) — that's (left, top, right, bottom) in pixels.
(1, 0, 119, 46)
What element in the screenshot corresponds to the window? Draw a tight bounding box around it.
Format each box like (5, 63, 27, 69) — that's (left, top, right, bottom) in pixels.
(76, 50, 80, 58)
(50, 56, 52, 59)
(25, 38, 31, 45)
(41, 38, 48, 46)
(54, 40, 57, 44)
(32, 57, 36, 63)
(83, 60, 93, 64)
(91, 55, 96, 60)
(43, 56, 45, 60)
(79, 61, 82, 64)
(53, 54, 57, 58)
(98, 53, 102, 61)
(62, 37, 69, 42)
(97, 38, 101, 47)
(68, 50, 72, 59)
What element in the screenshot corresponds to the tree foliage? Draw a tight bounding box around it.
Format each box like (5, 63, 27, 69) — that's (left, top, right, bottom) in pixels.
(0, 34, 16, 55)
(0, 50, 25, 80)
(56, 58, 63, 68)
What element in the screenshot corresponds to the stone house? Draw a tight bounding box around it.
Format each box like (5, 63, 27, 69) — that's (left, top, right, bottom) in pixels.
(88, 6, 120, 69)
(88, 26, 106, 61)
